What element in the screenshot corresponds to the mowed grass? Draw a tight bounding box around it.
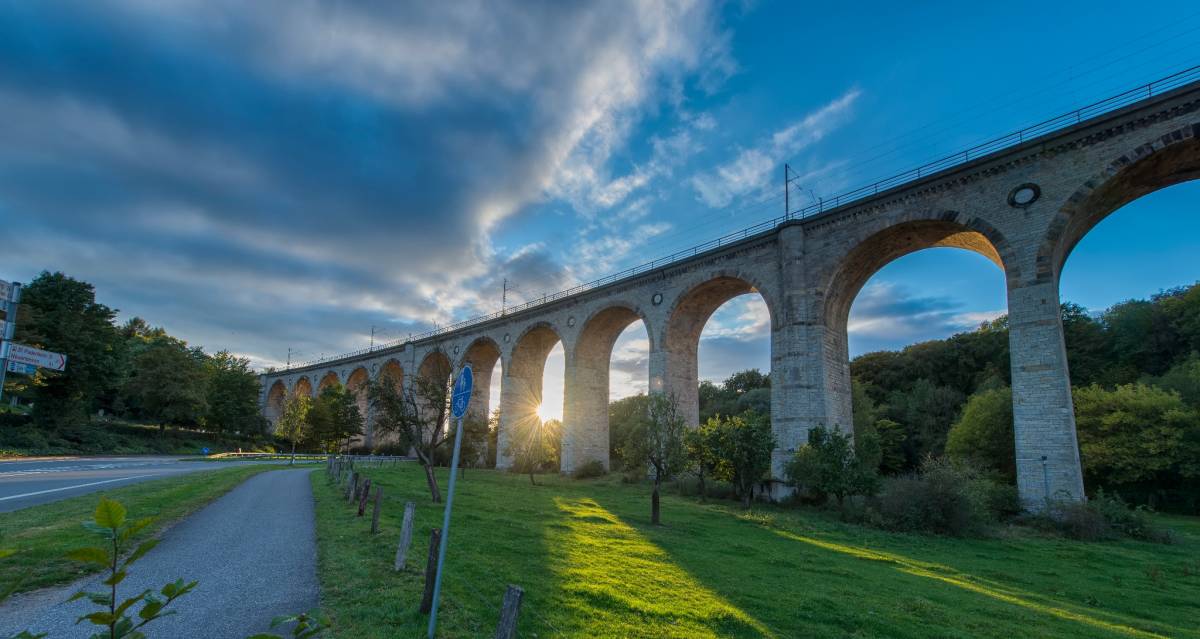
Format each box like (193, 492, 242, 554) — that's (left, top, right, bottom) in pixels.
(0, 464, 279, 599)
(312, 465, 1200, 639)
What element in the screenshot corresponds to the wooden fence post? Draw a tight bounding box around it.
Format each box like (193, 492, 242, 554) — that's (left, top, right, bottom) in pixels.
(347, 472, 359, 504)
(420, 528, 441, 614)
(357, 478, 372, 516)
(493, 585, 524, 639)
(370, 487, 383, 533)
(394, 501, 416, 570)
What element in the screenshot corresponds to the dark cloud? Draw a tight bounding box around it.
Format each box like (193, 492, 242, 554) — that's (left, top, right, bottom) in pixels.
(847, 282, 1003, 356)
(0, 1, 728, 367)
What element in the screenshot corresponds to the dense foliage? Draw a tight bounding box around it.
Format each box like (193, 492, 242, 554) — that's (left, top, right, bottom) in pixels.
(4, 272, 266, 438)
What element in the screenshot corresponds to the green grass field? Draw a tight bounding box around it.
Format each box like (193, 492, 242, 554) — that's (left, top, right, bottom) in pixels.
(313, 465, 1200, 639)
(0, 464, 279, 599)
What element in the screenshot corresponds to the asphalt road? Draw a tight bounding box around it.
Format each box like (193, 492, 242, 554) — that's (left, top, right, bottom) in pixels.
(0, 468, 319, 638)
(0, 456, 272, 513)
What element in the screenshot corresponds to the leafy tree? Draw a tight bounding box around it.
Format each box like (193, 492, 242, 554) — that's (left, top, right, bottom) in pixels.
(624, 393, 688, 524)
(785, 425, 879, 506)
(275, 394, 311, 465)
(883, 378, 964, 468)
(683, 418, 721, 500)
(872, 419, 907, 475)
(709, 411, 776, 507)
(305, 384, 363, 453)
(13, 272, 120, 427)
(1144, 353, 1200, 408)
(698, 370, 771, 423)
(609, 393, 649, 469)
(203, 351, 264, 434)
(368, 365, 453, 502)
(122, 341, 208, 430)
(504, 417, 560, 485)
(945, 386, 1015, 482)
(1074, 383, 1200, 491)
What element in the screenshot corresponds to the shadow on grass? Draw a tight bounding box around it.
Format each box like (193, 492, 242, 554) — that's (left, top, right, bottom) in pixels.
(589, 488, 1195, 639)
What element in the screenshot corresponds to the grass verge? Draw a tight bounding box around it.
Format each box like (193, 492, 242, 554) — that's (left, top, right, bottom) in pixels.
(313, 465, 1200, 639)
(0, 464, 279, 600)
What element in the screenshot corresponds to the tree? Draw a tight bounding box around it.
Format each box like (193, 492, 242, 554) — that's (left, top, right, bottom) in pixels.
(1145, 353, 1200, 408)
(369, 365, 453, 502)
(275, 393, 311, 465)
(684, 418, 721, 500)
(1074, 384, 1200, 491)
(624, 393, 688, 524)
(609, 393, 650, 468)
(203, 350, 264, 434)
(785, 425, 879, 506)
(122, 340, 208, 430)
(454, 414, 491, 475)
(504, 417, 560, 485)
(945, 386, 1015, 482)
(13, 272, 120, 427)
(710, 411, 776, 507)
(306, 384, 363, 453)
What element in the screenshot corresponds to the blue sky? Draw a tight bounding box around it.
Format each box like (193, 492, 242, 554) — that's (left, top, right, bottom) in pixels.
(1, 1, 1198, 418)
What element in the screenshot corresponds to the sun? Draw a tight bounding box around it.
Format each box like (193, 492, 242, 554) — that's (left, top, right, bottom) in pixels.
(536, 402, 560, 423)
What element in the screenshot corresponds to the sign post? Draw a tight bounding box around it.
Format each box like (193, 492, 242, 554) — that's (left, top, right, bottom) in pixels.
(0, 281, 21, 405)
(427, 363, 473, 639)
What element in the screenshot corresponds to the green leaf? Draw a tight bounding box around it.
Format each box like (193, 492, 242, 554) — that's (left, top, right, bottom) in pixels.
(93, 497, 126, 530)
(117, 517, 155, 544)
(137, 598, 164, 620)
(74, 611, 115, 626)
(65, 546, 110, 566)
(114, 590, 151, 619)
(102, 567, 127, 587)
(121, 539, 159, 569)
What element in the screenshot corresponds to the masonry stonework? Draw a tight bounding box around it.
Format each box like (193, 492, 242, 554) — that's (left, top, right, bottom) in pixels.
(260, 84, 1200, 510)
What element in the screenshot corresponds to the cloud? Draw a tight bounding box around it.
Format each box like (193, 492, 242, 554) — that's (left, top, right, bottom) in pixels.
(691, 89, 860, 208)
(0, 1, 731, 368)
(847, 282, 1004, 350)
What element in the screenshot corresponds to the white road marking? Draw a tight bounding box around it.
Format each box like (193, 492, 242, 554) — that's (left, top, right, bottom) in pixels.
(0, 474, 157, 502)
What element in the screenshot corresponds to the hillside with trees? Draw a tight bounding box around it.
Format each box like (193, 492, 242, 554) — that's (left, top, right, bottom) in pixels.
(0, 272, 269, 455)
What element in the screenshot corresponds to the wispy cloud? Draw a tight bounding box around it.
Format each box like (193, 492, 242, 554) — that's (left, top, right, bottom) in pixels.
(691, 89, 860, 208)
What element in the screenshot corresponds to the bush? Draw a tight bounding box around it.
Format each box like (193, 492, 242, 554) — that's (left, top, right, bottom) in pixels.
(1047, 491, 1175, 543)
(571, 459, 607, 479)
(785, 425, 879, 506)
(872, 457, 1005, 536)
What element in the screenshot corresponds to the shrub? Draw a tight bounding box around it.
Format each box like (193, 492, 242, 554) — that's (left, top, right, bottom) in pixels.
(945, 386, 1015, 482)
(785, 425, 879, 506)
(1048, 491, 1175, 543)
(571, 459, 607, 479)
(872, 457, 1004, 536)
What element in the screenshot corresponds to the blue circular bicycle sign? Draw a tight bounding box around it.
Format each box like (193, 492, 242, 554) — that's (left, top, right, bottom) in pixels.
(450, 364, 473, 419)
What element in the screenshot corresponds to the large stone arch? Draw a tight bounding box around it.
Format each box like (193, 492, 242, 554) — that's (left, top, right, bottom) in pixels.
(317, 371, 341, 394)
(497, 323, 563, 469)
(662, 272, 777, 428)
(292, 376, 313, 398)
(265, 380, 287, 427)
(1037, 124, 1200, 285)
(416, 349, 453, 439)
(459, 336, 501, 424)
(563, 303, 651, 471)
(346, 366, 371, 446)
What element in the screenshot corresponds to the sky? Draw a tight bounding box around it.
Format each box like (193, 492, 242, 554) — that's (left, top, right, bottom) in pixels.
(1, 1, 1198, 420)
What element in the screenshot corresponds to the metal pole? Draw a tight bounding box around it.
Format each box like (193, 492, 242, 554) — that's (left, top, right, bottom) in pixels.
(427, 414, 465, 638)
(0, 283, 22, 405)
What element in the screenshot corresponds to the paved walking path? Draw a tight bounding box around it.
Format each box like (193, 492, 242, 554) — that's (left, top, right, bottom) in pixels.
(0, 469, 319, 638)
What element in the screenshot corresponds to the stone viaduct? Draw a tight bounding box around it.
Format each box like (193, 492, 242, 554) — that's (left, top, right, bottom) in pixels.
(260, 77, 1200, 509)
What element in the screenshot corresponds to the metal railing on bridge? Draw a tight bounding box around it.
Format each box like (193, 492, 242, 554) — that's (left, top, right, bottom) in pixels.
(286, 64, 1200, 372)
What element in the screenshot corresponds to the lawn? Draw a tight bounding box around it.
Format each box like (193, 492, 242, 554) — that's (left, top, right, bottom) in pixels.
(0, 418, 278, 458)
(0, 464, 280, 599)
(311, 465, 1200, 639)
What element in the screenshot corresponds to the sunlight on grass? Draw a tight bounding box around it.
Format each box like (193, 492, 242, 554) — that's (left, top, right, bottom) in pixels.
(769, 528, 1168, 639)
(549, 497, 777, 638)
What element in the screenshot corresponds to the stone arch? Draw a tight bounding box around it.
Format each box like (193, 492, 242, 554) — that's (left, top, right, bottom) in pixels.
(563, 304, 650, 471)
(822, 213, 1012, 330)
(1037, 125, 1200, 284)
(346, 366, 371, 445)
(292, 376, 313, 398)
(459, 336, 501, 422)
(317, 371, 341, 394)
(497, 323, 564, 469)
(819, 213, 1011, 434)
(265, 380, 287, 426)
(416, 349, 453, 436)
(663, 274, 777, 428)
(377, 359, 404, 388)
